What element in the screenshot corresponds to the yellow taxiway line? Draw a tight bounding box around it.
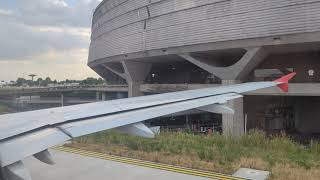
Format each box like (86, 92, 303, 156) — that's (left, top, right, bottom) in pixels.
(54, 146, 247, 180)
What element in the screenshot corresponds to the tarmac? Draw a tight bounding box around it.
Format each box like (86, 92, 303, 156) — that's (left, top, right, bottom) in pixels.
(24, 149, 213, 180)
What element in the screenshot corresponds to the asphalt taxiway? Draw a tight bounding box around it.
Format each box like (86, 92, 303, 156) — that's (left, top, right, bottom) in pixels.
(24, 149, 214, 180)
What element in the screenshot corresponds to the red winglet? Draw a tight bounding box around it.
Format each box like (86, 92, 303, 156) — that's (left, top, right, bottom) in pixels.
(273, 72, 297, 92)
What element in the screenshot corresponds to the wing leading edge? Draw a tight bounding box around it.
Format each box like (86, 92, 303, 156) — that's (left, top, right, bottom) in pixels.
(0, 73, 296, 180)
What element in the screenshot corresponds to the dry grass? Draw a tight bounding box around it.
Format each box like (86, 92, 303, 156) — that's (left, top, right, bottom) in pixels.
(271, 164, 320, 180)
(68, 142, 233, 173)
(67, 130, 320, 180)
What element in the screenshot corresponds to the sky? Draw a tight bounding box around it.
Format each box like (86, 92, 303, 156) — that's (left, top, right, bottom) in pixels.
(0, 0, 102, 81)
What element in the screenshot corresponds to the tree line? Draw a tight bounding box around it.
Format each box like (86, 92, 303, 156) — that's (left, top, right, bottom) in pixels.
(15, 77, 106, 87)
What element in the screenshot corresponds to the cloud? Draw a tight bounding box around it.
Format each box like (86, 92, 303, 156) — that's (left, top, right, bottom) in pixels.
(0, 0, 102, 80)
(0, 0, 100, 59)
(0, 9, 13, 16)
(0, 20, 90, 59)
(14, 0, 101, 27)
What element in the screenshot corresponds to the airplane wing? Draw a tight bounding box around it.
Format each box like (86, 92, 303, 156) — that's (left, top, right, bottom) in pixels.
(0, 73, 296, 180)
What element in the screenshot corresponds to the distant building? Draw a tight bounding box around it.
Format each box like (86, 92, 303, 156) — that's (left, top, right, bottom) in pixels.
(0, 80, 14, 87)
(88, 0, 320, 136)
(0, 81, 5, 87)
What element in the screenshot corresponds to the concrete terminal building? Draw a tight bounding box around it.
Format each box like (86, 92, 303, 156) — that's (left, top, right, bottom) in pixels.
(88, 0, 320, 136)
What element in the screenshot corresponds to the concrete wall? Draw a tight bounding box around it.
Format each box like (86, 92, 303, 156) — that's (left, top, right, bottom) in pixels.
(89, 0, 320, 63)
(258, 51, 320, 83)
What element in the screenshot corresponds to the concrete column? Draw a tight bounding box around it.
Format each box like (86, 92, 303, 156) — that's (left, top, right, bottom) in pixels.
(96, 92, 100, 101)
(128, 82, 143, 97)
(103, 62, 151, 97)
(179, 47, 267, 136)
(222, 80, 244, 136)
(0, 166, 5, 180)
(122, 61, 152, 97)
(101, 92, 106, 101)
(61, 94, 66, 107)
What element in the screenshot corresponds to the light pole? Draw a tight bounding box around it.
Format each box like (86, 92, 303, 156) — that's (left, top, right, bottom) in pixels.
(28, 74, 37, 81)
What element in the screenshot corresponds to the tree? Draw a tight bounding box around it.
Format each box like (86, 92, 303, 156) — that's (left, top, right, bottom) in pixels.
(81, 77, 100, 85)
(37, 78, 43, 86)
(40, 77, 52, 86)
(45, 77, 52, 82)
(16, 78, 27, 86)
(97, 78, 106, 84)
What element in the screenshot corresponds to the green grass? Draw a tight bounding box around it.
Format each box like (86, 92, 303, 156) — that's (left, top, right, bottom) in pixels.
(70, 130, 320, 179)
(0, 103, 9, 114)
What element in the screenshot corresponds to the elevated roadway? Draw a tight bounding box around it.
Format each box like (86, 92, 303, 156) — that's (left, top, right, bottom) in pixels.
(2, 83, 320, 97)
(0, 85, 128, 96)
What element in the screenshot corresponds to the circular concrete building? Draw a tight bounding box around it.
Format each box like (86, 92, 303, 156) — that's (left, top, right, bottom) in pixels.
(88, 0, 320, 136)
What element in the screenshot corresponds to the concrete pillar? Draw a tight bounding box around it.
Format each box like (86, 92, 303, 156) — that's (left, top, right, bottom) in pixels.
(96, 92, 100, 101)
(0, 166, 5, 180)
(61, 94, 66, 107)
(103, 62, 151, 97)
(128, 82, 143, 97)
(101, 92, 106, 101)
(179, 47, 267, 136)
(122, 61, 152, 97)
(186, 115, 190, 130)
(222, 80, 244, 136)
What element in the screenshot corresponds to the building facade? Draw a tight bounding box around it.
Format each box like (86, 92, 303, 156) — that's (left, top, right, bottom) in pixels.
(88, 0, 320, 136)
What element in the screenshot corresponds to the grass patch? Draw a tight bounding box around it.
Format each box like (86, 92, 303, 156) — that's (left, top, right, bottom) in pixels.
(68, 130, 320, 180)
(0, 103, 9, 114)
